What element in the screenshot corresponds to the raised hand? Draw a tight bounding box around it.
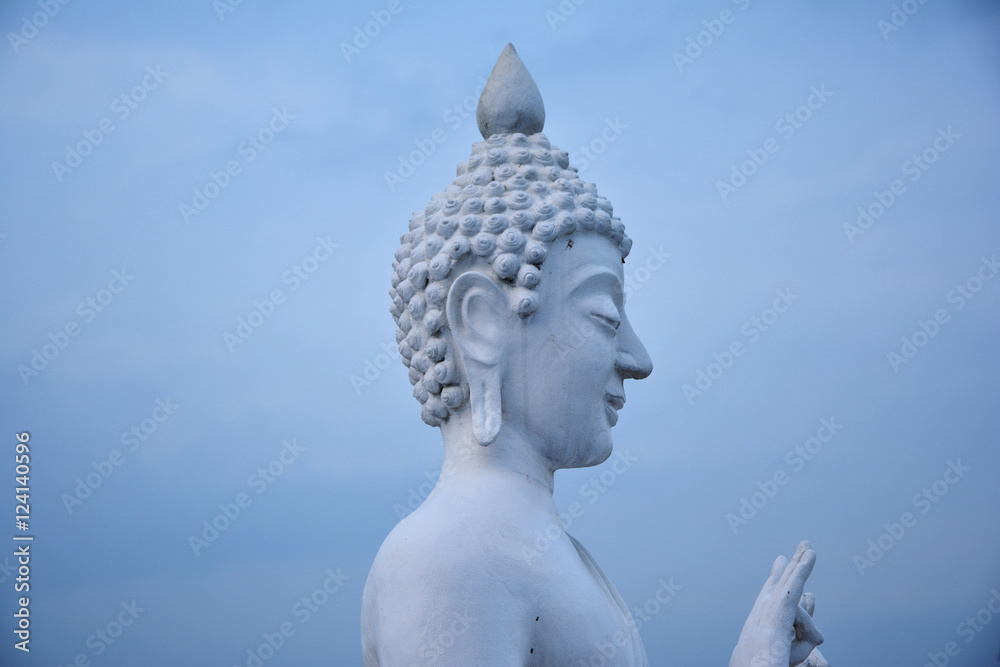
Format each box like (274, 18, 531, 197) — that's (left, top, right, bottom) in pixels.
(730, 541, 825, 667)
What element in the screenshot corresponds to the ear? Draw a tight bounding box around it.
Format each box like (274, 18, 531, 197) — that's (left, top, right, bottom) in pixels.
(446, 271, 509, 446)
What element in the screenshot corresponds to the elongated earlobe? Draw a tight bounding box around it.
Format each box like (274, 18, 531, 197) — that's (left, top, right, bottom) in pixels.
(470, 372, 501, 446)
(446, 271, 508, 446)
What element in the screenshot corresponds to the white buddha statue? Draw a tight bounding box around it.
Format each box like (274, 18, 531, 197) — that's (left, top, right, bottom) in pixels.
(362, 43, 828, 667)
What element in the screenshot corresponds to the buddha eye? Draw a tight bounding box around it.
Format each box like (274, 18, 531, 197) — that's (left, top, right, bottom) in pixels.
(591, 312, 621, 332)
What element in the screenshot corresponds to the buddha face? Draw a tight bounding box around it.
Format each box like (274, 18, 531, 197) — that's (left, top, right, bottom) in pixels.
(500, 232, 653, 469)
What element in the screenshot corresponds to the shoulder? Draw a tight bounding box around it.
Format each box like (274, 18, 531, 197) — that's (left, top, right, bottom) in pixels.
(362, 499, 544, 666)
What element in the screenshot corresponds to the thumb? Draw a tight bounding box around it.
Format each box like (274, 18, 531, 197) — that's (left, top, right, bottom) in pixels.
(800, 592, 816, 617)
(794, 603, 824, 646)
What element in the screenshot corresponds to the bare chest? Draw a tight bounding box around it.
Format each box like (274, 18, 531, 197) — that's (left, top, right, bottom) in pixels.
(522, 536, 648, 666)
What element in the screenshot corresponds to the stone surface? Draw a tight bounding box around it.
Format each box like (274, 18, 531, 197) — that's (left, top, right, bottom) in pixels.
(363, 44, 826, 667)
(476, 43, 545, 139)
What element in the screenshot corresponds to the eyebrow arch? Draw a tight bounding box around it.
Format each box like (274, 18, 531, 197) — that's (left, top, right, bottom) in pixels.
(566, 267, 624, 306)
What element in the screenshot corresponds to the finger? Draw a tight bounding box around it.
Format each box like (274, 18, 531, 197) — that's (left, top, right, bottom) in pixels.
(794, 603, 824, 646)
(758, 555, 787, 599)
(778, 541, 810, 581)
(770, 554, 787, 580)
(776, 542, 807, 590)
(789, 605, 824, 665)
(800, 592, 816, 617)
(779, 544, 816, 602)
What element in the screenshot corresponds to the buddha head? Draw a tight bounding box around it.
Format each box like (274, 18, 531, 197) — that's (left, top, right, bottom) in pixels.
(389, 44, 651, 468)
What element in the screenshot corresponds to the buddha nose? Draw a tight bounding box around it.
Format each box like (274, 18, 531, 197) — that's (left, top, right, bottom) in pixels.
(615, 313, 653, 380)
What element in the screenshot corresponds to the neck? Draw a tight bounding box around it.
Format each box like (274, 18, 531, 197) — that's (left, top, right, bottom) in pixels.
(437, 410, 557, 502)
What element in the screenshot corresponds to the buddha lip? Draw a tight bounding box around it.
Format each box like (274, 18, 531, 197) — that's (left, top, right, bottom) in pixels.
(605, 394, 625, 410)
(604, 394, 624, 427)
(604, 402, 619, 427)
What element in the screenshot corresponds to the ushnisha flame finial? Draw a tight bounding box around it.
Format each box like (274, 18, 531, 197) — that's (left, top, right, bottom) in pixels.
(476, 43, 545, 140)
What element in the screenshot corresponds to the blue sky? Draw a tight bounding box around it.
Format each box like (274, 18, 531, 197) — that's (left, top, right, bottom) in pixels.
(1, 0, 999, 665)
